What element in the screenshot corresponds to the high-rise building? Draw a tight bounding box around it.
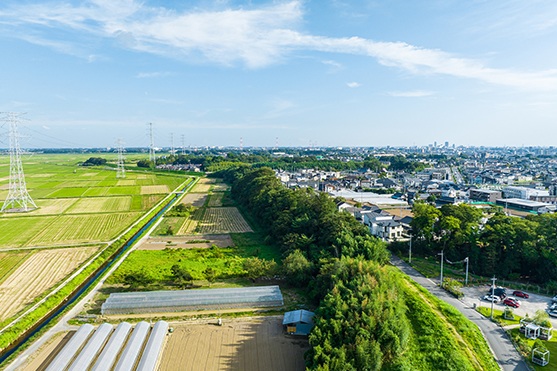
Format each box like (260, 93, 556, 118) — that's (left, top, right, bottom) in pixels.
(445, 141, 449, 147)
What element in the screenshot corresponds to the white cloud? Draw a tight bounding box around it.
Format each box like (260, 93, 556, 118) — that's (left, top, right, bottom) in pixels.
(347, 82, 360, 88)
(42, 125, 50, 129)
(388, 91, 435, 97)
(136, 72, 171, 78)
(2, 0, 557, 90)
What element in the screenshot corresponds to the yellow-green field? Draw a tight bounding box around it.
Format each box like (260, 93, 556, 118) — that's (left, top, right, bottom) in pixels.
(0, 154, 186, 249)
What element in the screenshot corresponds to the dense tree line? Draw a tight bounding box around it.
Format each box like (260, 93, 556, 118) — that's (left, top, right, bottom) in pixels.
(408, 203, 557, 286)
(146, 152, 429, 173)
(216, 167, 493, 370)
(81, 157, 107, 166)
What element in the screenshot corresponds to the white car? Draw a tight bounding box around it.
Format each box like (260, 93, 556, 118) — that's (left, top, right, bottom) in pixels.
(552, 295, 557, 303)
(483, 294, 501, 303)
(550, 303, 557, 311)
(549, 310, 557, 318)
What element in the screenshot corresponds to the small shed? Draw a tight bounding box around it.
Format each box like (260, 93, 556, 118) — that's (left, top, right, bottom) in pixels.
(283, 310, 315, 336)
(526, 323, 541, 340)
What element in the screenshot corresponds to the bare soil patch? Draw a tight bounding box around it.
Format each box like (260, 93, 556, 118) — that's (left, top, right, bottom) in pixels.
(14, 331, 73, 371)
(137, 235, 234, 250)
(158, 317, 308, 371)
(191, 183, 211, 193)
(181, 193, 208, 207)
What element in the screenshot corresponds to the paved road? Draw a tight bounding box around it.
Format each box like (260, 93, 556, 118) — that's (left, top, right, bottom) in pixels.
(391, 255, 529, 371)
(3, 178, 198, 371)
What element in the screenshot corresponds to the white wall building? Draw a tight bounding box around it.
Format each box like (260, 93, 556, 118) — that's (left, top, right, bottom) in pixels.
(503, 186, 549, 200)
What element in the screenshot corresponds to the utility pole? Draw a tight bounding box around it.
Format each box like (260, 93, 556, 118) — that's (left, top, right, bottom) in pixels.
(409, 236, 412, 263)
(490, 276, 497, 320)
(1, 112, 37, 212)
(149, 123, 155, 164)
(438, 250, 444, 287)
(116, 139, 126, 178)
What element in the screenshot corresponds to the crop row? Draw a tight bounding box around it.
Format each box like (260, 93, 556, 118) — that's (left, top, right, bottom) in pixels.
(26, 213, 141, 246)
(0, 248, 97, 321)
(67, 196, 132, 214)
(197, 207, 253, 233)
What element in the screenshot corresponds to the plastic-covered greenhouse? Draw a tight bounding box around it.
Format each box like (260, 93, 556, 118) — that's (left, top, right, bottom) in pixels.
(101, 286, 283, 315)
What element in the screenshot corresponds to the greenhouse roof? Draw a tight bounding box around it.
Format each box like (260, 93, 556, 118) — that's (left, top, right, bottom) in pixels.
(101, 286, 283, 315)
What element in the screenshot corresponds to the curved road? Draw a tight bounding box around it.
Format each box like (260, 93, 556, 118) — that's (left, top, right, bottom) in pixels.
(390, 255, 529, 371)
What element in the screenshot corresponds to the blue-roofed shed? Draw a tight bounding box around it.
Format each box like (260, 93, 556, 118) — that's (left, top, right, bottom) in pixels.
(283, 310, 315, 335)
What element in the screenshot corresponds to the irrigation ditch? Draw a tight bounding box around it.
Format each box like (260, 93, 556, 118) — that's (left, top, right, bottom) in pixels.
(0, 176, 198, 366)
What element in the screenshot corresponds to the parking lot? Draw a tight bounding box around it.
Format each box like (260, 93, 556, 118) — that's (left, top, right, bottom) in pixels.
(461, 285, 557, 327)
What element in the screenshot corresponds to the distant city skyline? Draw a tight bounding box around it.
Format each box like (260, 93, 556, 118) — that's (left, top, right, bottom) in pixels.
(1, 0, 557, 148)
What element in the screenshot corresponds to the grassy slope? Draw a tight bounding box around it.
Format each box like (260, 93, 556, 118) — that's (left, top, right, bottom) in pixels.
(394, 271, 499, 371)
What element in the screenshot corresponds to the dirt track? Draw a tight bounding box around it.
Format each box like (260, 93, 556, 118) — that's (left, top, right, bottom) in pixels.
(158, 317, 308, 371)
(137, 235, 234, 250)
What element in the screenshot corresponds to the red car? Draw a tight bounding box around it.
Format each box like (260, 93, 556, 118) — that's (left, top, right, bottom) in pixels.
(513, 290, 529, 299)
(504, 298, 520, 308)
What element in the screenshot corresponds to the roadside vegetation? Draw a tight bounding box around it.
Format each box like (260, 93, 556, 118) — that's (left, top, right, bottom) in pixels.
(404, 202, 557, 293)
(209, 166, 498, 371)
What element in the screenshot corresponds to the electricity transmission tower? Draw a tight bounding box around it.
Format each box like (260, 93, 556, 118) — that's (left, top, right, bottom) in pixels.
(181, 134, 185, 155)
(116, 139, 126, 178)
(1, 112, 37, 212)
(170, 133, 174, 155)
(149, 123, 155, 164)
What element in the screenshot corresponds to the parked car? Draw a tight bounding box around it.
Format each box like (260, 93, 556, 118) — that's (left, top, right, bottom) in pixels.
(489, 287, 507, 299)
(504, 298, 520, 308)
(552, 295, 557, 303)
(549, 310, 557, 318)
(506, 297, 521, 305)
(513, 290, 529, 299)
(483, 294, 501, 303)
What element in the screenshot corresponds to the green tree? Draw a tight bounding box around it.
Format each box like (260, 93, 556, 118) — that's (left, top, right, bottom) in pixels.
(123, 271, 153, 290)
(203, 267, 216, 285)
(243, 257, 277, 281)
(283, 250, 313, 286)
(171, 264, 193, 289)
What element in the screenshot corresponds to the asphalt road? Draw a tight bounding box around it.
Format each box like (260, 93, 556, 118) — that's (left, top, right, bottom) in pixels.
(390, 255, 529, 371)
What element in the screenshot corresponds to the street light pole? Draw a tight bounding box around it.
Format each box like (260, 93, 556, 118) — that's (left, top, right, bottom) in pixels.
(490, 276, 497, 320)
(465, 257, 469, 286)
(438, 250, 444, 287)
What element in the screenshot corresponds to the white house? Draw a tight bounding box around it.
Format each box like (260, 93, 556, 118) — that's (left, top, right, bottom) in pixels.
(363, 212, 404, 242)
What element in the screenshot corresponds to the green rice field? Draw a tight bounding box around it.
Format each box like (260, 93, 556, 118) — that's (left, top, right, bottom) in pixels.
(0, 154, 188, 249)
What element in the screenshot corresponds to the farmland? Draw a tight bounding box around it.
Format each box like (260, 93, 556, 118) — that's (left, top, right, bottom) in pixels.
(0, 252, 31, 285)
(0, 155, 187, 249)
(207, 192, 224, 207)
(66, 196, 132, 213)
(196, 207, 253, 234)
(0, 247, 98, 320)
(180, 193, 207, 207)
(158, 317, 308, 371)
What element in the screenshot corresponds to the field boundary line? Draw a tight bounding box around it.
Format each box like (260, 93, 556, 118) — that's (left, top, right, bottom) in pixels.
(0, 252, 33, 287)
(0, 176, 194, 337)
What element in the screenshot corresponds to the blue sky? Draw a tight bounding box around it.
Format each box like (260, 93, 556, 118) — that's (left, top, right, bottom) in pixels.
(1, 0, 557, 148)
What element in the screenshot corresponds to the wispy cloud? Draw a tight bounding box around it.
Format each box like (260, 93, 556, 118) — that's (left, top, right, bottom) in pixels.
(136, 71, 171, 78)
(2, 0, 557, 90)
(42, 125, 50, 130)
(322, 59, 343, 73)
(388, 91, 435, 97)
(347, 82, 360, 88)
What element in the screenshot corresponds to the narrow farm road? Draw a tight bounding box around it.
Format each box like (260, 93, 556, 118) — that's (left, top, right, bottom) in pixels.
(3, 177, 199, 371)
(390, 255, 529, 371)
